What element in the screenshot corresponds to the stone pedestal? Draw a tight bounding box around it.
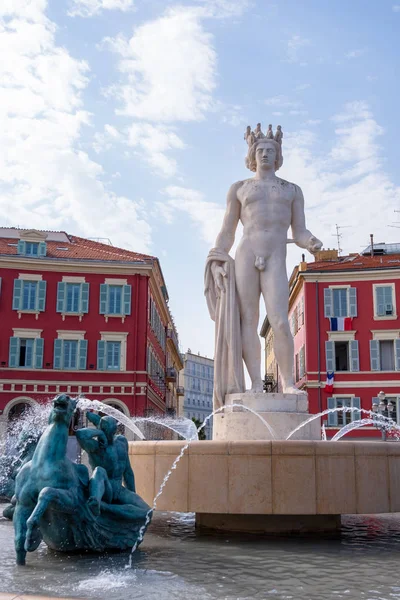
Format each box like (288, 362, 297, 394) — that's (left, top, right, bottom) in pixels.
(212, 392, 321, 441)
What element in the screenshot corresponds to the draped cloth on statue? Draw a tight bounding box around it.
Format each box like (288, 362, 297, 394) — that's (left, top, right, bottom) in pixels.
(204, 248, 245, 409)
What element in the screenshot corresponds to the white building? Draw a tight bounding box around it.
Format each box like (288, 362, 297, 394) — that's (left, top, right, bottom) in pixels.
(181, 350, 214, 439)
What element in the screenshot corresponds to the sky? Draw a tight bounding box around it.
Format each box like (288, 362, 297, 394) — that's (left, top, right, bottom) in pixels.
(1, 0, 400, 360)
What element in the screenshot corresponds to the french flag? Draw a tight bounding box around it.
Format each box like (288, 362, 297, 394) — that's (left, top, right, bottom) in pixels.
(330, 317, 352, 331)
(325, 371, 334, 393)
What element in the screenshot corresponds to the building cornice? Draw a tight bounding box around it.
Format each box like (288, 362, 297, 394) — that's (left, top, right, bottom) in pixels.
(301, 268, 400, 283)
(0, 255, 153, 276)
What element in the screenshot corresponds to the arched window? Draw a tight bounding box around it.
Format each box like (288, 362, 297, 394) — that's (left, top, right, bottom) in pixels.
(100, 402, 126, 434)
(7, 402, 31, 427)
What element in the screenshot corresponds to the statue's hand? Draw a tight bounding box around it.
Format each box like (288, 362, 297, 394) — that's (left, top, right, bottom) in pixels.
(306, 236, 323, 255)
(211, 261, 227, 294)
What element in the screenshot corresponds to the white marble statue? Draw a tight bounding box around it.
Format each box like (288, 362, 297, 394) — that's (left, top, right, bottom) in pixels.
(205, 123, 322, 409)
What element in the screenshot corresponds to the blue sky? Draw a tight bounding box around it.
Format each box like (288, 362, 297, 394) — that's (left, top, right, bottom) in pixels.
(1, 0, 400, 359)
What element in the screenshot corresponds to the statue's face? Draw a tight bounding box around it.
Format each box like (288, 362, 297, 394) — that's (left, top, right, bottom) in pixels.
(50, 394, 77, 425)
(256, 141, 276, 170)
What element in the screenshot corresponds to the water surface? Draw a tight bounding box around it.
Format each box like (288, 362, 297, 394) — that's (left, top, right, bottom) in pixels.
(1, 509, 400, 599)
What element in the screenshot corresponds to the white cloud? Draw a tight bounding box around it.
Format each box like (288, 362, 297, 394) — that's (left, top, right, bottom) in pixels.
(93, 122, 186, 177)
(0, 0, 151, 253)
(345, 48, 367, 59)
(295, 83, 311, 91)
(160, 103, 400, 270)
(392, 5, 400, 11)
(161, 186, 225, 245)
(195, 0, 251, 18)
(103, 6, 217, 123)
(68, 0, 135, 18)
(285, 35, 311, 64)
(265, 95, 300, 109)
(280, 102, 400, 265)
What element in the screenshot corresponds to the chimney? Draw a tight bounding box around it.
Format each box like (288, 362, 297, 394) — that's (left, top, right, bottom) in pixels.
(370, 234, 374, 257)
(314, 248, 339, 262)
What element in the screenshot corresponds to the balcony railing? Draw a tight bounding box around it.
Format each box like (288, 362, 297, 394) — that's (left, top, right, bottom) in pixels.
(166, 367, 177, 382)
(167, 328, 180, 355)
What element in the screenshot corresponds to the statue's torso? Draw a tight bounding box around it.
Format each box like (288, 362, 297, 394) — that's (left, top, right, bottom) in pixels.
(89, 436, 127, 484)
(238, 177, 295, 229)
(236, 177, 296, 258)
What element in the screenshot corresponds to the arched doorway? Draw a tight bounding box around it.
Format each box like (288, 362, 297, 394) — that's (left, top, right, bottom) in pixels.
(99, 400, 129, 435)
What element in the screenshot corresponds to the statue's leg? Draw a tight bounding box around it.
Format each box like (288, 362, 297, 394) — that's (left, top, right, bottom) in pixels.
(25, 487, 77, 551)
(87, 466, 112, 516)
(101, 487, 151, 521)
(235, 241, 263, 391)
(14, 502, 33, 565)
(260, 252, 298, 393)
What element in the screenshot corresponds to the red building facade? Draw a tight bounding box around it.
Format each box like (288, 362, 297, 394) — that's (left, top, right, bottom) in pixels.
(263, 245, 400, 440)
(0, 228, 182, 437)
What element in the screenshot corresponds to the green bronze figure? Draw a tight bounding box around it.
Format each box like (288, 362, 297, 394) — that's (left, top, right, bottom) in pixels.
(13, 394, 151, 565)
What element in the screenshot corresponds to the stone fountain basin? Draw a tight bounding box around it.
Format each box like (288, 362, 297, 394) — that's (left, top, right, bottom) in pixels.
(129, 440, 400, 533)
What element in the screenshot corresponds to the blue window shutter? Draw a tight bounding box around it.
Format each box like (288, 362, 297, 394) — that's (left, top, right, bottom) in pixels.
(34, 338, 44, 369)
(97, 340, 106, 370)
(99, 284, 108, 314)
(56, 282, 66, 313)
(370, 340, 380, 371)
(9, 337, 19, 368)
(38, 242, 47, 257)
(37, 281, 46, 311)
(352, 397, 361, 421)
(327, 397, 337, 426)
(80, 283, 89, 313)
(349, 340, 360, 372)
(376, 287, 385, 316)
(349, 287, 357, 317)
(17, 240, 26, 255)
(324, 288, 333, 318)
(395, 339, 400, 371)
(12, 279, 23, 310)
(123, 284, 132, 316)
(79, 339, 88, 370)
(325, 341, 335, 372)
(54, 339, 63, 369)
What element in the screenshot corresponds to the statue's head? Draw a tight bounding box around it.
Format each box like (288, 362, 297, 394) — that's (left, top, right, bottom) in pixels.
(49, 394, 78, 426)
(100, 415, 118, 443)
(244, 123, 283, 172)
(246, 138, 283, 172)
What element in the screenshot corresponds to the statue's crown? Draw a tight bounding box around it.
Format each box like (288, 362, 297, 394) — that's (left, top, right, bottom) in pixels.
(244, 123, 283, 148)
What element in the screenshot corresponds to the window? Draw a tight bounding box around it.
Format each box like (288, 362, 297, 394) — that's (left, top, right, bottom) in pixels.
(13, 279, 46, 313)
(370, 338, 400, 371)
(295, 346, 305, 381)
(100, 284, 131, 317)
(9, 337, 44, 369)
(108, 286, 122, 314)
(326, 339, 359, 372)
(324, 287, 357, 318)
(17, 240, 47, 257)
(63, 340, 78, 369)
(106, 341, 121, 370)
(23, 282, 37, 310)
(98, 334, 128, 372)
(374, 284, 396, 318)
(54, 339, 87, 370)
(25, 242, 39, 256)
(57, 282, 89, 315)
(327, 397, 361, 427)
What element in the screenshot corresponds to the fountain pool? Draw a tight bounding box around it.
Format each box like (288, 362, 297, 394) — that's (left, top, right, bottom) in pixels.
(1, 507, 400, 599)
